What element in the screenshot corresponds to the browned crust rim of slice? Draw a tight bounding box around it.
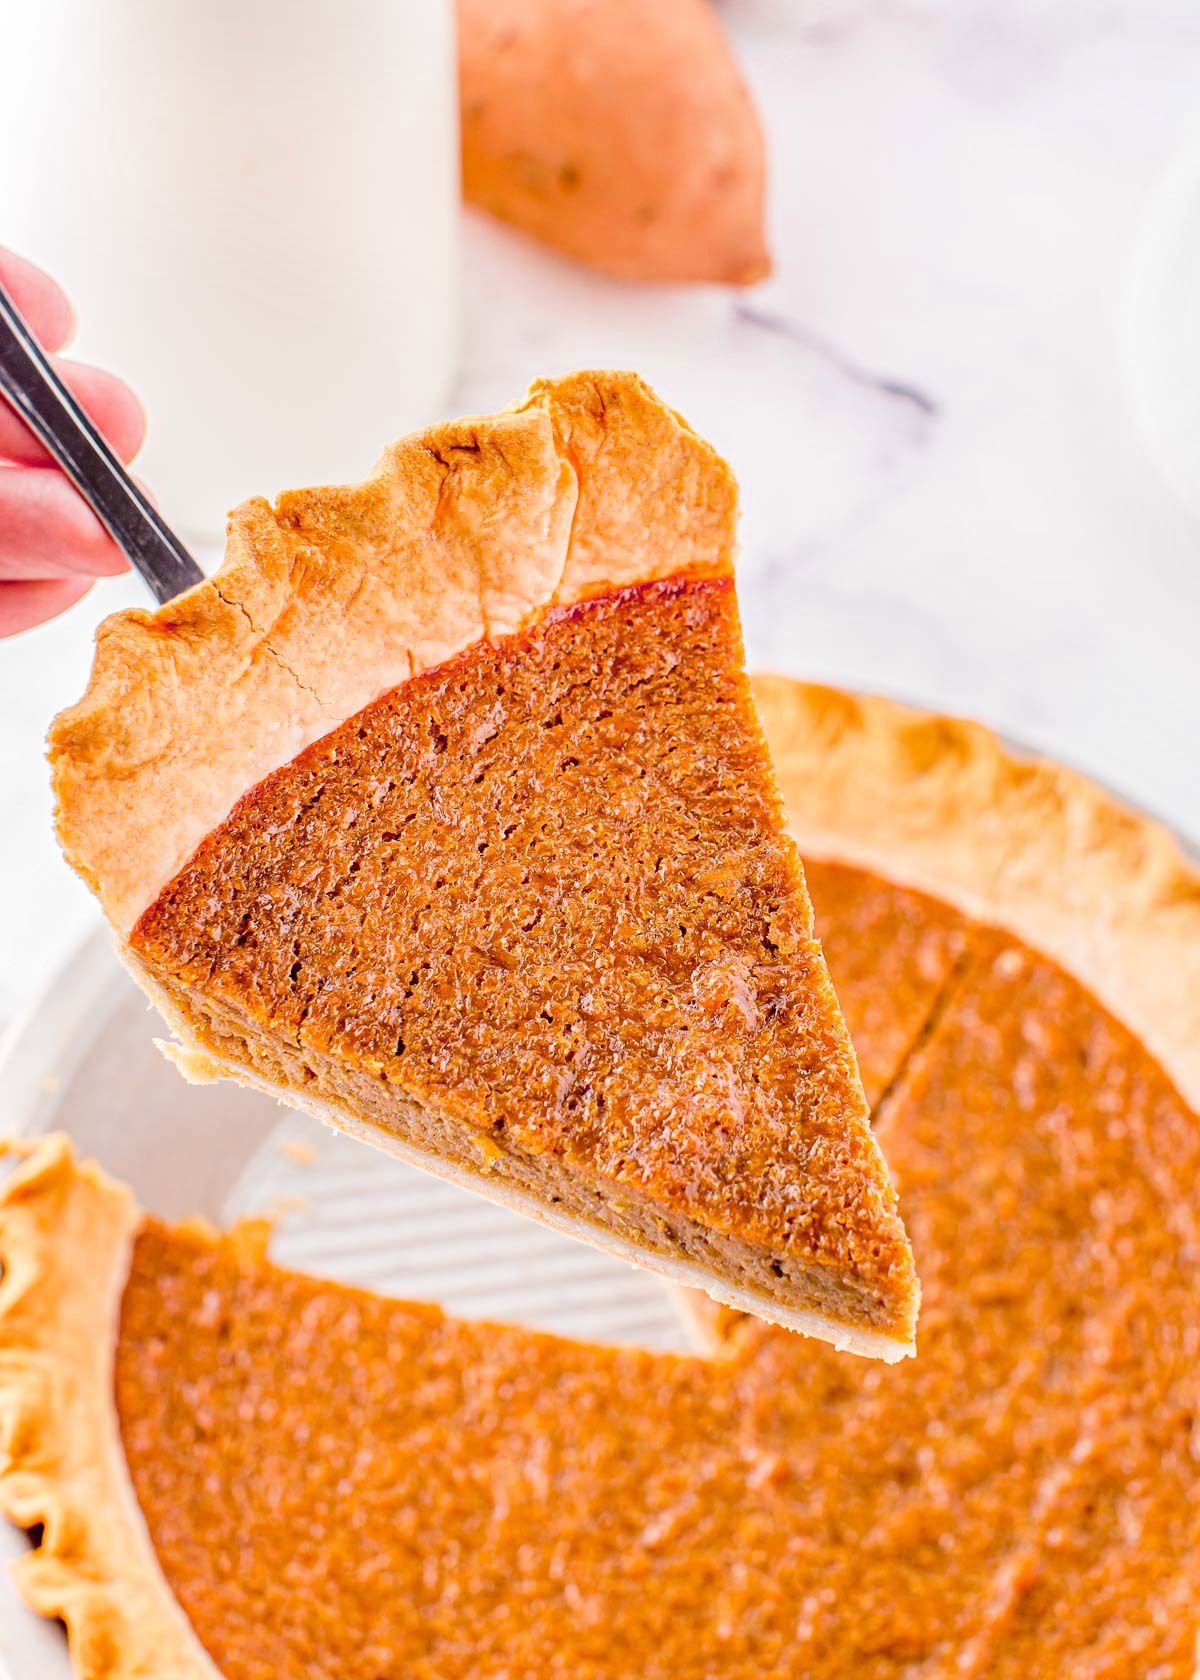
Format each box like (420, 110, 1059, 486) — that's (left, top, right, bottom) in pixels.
(0, 1136, 220, 1680)
(49, 371, 738, 934)
(751, 675, 1200, 1112)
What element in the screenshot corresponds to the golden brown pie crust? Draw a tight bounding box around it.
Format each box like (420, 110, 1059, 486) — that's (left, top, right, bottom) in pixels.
(51, 373, 737, 935)
(0, 1139, 219, 1680)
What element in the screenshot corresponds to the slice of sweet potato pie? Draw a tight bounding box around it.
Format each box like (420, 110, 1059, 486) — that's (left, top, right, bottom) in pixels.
(49, 371, 918, 1357)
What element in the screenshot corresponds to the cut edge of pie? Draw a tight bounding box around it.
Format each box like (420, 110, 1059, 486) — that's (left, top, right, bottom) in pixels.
(0, 1136, 220, 1680)
(47, 373, 919, 1362)
(751, 676, 1200, 1113)
(152, 1035, 913, 1362)
(678, 674, 1200, 1359)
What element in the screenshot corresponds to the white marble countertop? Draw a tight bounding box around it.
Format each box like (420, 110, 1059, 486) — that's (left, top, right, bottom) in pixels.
(3, 0, 1199, 1027)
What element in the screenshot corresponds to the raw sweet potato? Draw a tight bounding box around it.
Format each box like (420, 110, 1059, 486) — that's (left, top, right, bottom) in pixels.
(458, 0, 769, 284)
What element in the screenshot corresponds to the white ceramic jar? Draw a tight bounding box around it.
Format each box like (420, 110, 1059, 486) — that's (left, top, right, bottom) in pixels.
(3, 0, 459, 541)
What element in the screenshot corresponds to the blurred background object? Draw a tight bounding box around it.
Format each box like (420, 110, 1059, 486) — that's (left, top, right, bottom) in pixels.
(2, 0, 459, 541)
(458, 0, 768, 283)
(1125, 130, 1200, 520)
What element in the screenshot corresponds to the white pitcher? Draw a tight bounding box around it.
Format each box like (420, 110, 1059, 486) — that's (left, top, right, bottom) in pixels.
(3, 0, 459, 541)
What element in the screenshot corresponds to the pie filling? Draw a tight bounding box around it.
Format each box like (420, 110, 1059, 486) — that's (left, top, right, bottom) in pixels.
(109, 862, 1200, 1680)
(799, 859, 972, 1106)
(130, 575, 914, 1341)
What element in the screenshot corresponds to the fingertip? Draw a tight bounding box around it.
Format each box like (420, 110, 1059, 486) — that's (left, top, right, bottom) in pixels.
(0, 246, 76, 353)
(0, 575, 93, 638)
(57, 360, 148, 463)
(57, 295, 78, 353)
(130, 472, 160, 510)
(0, 467, 134, 579)
(0, 361, 147, 468)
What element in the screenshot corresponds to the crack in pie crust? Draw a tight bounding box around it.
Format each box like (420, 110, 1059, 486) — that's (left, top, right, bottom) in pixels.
(5, 681, 1200, 1679)
(48, 372, 919, 1360)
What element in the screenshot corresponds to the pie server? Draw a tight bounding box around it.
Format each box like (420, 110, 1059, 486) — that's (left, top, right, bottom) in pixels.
(0, 277, 203, 604)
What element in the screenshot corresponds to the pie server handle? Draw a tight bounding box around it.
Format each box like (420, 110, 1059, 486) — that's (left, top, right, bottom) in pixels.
(0, 277, 203, 606)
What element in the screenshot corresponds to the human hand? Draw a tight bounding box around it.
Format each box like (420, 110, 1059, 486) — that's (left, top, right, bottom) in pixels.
(1, 247, 145, 636)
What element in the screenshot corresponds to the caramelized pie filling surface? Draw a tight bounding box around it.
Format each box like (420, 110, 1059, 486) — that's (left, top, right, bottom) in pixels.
(116, 866, 1200, 1680)
(801, 859, 971, 1106)
(131, 577, 912, 1323)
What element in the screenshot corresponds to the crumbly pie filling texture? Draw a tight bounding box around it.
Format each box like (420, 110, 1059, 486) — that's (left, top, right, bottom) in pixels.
(4, 679, 1200, 1679)
(48, 373, 919, 1358)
